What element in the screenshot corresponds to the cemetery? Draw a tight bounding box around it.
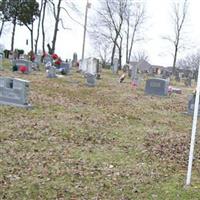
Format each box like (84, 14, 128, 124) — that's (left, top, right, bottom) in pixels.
(1, 57, 200, 199)
(1, 0, 200, 198)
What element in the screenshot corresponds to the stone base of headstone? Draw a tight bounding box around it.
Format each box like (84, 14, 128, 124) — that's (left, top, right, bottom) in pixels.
(0, 100, 32, 108)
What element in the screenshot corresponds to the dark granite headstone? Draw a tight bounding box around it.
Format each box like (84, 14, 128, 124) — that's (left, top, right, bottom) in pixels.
(145, 78, 169, 96)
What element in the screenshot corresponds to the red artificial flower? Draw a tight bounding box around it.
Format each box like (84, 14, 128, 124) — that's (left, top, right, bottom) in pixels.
(52, 53, 58, 60)
(55, 60, 61, 66)
(19, 66, 28, 73)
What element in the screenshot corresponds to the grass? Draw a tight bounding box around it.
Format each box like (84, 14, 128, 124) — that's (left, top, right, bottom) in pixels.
(1, 59, 200, 199)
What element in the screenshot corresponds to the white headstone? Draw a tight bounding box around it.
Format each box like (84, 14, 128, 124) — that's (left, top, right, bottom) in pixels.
(80, 59, 87, 73)
(87, 58, 97, 75)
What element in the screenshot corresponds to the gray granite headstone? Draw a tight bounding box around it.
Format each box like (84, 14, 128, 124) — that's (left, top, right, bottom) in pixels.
(33, 55, 42, 69)
(145, 78, 169, 96)
(12, 59, 32, 73)
(85, 73, 96, 87)
(112, 58, 118, 74)
(0, 77, 31, 107)
(43, 55, 52, 65)
(60, 62, 70, 75)
(47, 66, 57, 78)
(0, 54, 3, 71)
(187, 94, 200, 115)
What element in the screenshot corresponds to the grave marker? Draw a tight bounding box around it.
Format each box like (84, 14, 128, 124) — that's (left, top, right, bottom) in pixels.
(12, 59, 32, 73)
(0, 53, 3, 70)
(187, 94, 200, 115)
(59, 62, 70, 75)
(47, 65, 57, 78)
(0, 77, 31, 107)
(85, 73, 96, 87)
(145, 78, 169, 96)
(131, 64, 139, 86)
(43, 55, 52, 65)
(112, 58, 118, 74)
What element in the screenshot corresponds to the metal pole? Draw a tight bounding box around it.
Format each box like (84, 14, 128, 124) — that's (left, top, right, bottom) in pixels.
(186, 65, 200, 186)
(81, 0, 89, 61)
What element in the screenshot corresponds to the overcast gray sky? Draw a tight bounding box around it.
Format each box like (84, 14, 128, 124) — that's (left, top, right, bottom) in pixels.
(0, 0, 199, 66)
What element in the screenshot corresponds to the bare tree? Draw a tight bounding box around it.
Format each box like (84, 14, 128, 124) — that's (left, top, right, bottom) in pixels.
(163, 0, 188, 74)
(92, 0, 128, 67)
(41, 0, 48, 53)
(47, 0, 79, 54)
(177, 51, 200, 71)
(35, 0, 44, 54)
(132, 50, 149, 62)
(125, 2, 145, 63)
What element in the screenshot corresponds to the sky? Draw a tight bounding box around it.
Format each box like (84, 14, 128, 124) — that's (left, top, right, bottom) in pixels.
(0, 0, 200, 67)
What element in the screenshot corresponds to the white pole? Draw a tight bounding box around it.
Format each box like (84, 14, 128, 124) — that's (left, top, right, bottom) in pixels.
(186, 65, 200, 186)
(81, 0, 90, 61)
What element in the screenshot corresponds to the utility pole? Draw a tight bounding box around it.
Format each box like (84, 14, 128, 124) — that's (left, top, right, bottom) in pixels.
(81, 0, 91, 61)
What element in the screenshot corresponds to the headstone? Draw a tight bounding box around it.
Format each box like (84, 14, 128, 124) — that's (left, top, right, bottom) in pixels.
(43, 54, 52, 65)
(130, 64, 139, 86)
(12, 59, 32, 73)
(0, 77, 31, 107)
(59, 62, 70, 75)
(47, 65, 57, 78)
(72, 53, 78, 67)
(0, 53, 3, 71)
(175, 71, 180, 82)
(188, 94, 200, 115)
(185, 77, 192, 87)
(34, 55, 42, 65)
(72, 53, 77, 63)
(112, 58, 118, 74)
(79, 59, 87, 73)
(85, 73, 96, 87)
(145, 78, 169, 96)
(87, 58, 97, 75)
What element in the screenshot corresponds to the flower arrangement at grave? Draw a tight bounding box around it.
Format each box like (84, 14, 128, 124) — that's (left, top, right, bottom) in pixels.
(51, 53, 62, 67)
(19, 65, 28, 73)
